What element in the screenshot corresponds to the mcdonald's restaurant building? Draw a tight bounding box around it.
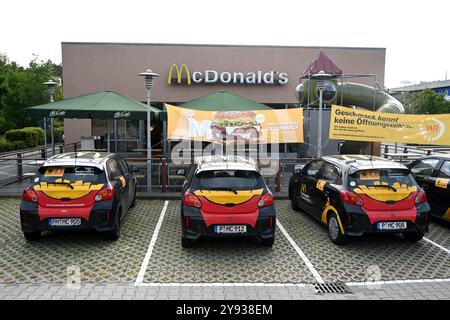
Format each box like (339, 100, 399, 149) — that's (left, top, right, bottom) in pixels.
(61, 42, 386, 156)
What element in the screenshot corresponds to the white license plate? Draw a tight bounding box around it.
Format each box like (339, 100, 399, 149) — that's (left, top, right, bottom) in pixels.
(49, 218, 82, 227)
(214, 225, 247, 234)
(377, 221, 407, 230)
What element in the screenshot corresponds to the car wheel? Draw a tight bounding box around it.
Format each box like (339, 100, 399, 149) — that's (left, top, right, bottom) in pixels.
(181, 237, 195, 248)
(261, 236, 275, 247)
(291, 193, 301, 212)
(129, 187, 137, 209)
(106, 210, 121, 241)
(328, 213, 347, 245)
(403, 231, 424, 242)
(23, 231, 41, 241)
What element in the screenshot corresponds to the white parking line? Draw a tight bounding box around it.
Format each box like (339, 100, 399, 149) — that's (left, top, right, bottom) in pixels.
(138, 282, 308, 287)
(276, 219, 324, 284)
(346, 278, 450, 287)
(423, 237, 450, 255)
(136, 278, 450, 287)
(134, 200, 169, 286)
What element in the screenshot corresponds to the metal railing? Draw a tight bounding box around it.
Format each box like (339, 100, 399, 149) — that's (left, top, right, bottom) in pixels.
(0, 142, 80, 186)
(0, 154, 312, 193)
(125, 157, 313, 193)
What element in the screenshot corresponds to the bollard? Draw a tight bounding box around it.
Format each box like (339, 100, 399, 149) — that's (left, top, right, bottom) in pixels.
(384, 145, 389, 158)
(403, 147, 408, 153)
(17, 153, 23, 182)
(41, 147, 46, 160)
(161, 158, 167, 193)
(275, 162, 281, 193)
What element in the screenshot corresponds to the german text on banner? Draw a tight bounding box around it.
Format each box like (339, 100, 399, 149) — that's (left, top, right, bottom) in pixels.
(166, 104, 304, 143)
(329, 105, 450, 145)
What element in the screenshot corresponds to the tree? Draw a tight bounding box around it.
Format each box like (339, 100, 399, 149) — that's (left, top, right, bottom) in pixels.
(404, 89, 450, 115)
(0, 54, 63, 134)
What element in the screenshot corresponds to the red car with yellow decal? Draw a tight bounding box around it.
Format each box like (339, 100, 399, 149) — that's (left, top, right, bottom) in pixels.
(179, 156, 276, 247)
(289, 155, 430, 245)
(20, 152, 138, 241)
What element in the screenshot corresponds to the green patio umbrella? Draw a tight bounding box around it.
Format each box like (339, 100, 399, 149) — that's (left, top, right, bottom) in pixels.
(180, 90, 271, 111)
(26, 91, 160, 120)
(160, 90, 271, 120)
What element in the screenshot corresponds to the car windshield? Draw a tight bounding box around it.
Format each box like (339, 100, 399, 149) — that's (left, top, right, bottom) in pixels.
(192, 169, 265, 191)
(348, 168, 418, 190)
(36, 166, 107, 184)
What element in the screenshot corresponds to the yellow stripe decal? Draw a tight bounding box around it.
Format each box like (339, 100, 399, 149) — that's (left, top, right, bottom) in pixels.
(321, 201, 345, 235)
(193, 189, 264, 205)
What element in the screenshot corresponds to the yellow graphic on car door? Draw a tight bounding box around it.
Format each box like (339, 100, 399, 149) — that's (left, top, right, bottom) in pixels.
(435, 178, 449, 189)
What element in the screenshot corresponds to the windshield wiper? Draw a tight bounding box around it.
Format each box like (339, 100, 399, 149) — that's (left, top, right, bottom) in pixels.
(373, 185, 397, 192)
(209, 187, 238, 194)
(50, 182, 74, 189)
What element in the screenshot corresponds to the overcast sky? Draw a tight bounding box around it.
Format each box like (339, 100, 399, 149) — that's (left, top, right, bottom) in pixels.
(1, 0, 449, 88)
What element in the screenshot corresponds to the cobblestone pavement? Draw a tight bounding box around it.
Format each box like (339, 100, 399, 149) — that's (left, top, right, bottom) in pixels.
(1, 282, 450, 300)
(1, 198, 450, 299)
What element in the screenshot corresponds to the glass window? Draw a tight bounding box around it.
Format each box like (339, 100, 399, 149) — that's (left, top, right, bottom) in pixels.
(37, 166, 107, 184)
(438, 161, 450, 178)
(107, 159, 122, 179)
(348, 169, 418, 190)
(318, 162, 339, 182)
(192, 170, 265, 191)
(306, 160, 323, 178)
(118, 158, 129, 174)
(410, 158, 439, 175)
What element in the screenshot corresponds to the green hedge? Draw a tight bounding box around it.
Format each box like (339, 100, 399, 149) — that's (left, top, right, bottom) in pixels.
(12, 141, 26, 150)
(46, 127, 64, 143)
(0, 140, 16, 152)
(5, 127, 44, 148)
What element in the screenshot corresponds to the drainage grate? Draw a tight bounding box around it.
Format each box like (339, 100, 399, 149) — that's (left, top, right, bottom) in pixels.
(309, 283, 352, 294)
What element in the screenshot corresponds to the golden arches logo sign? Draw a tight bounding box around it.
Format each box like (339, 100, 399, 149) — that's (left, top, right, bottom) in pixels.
(168, 64, 191, 85)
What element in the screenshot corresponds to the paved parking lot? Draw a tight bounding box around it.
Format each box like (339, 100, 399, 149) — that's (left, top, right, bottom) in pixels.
(1, 198, 450, 299)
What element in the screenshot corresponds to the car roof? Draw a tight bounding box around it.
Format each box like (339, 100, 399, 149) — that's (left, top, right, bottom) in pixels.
(43, 152, 115, 169)
(194, 155, 259, 173)
(323, 154, 408, 171)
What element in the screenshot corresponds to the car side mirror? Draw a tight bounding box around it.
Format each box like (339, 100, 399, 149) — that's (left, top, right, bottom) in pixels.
(176, 169, 186, 176)
(293, 164, 305, 176)
(130, 165, 139, 173)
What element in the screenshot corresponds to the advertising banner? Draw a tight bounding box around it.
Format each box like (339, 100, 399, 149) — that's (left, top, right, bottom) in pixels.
(166, 104, 304, 143)
(329, 105, 450, 145)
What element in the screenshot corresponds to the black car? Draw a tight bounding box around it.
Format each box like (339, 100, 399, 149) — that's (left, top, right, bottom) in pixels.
(408, 155, 450, 222)
(179, 156, 276, 248)
(289, 155, 430, 244)
(20, 152, 138, 241)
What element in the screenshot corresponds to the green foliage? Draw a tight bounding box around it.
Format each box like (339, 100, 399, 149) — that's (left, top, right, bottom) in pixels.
(54, 127, 64, 143)
(0, 140, 16, 152)
(404, 89, 450, 114)
(4, 126, 44, 148)
(12, 140, 26, 150)
(0, 54, 63, 134)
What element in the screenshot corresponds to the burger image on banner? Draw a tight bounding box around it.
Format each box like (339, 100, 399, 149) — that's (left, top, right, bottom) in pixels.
(210, 111, 264, 143)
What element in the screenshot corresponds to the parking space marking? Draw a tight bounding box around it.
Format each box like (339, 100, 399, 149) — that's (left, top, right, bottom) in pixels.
(134, 200, 169, 286)
(424, 237, 450, 255)
(276, 219, 324, 284)
(138, 282, 309, 287)
(346, 278, 450, 287)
